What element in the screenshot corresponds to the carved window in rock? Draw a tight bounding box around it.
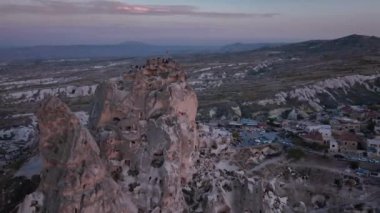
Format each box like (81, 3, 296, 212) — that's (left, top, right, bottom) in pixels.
(141, 134, 147, 142)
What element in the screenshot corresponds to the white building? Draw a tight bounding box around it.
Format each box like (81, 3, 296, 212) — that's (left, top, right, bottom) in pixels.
(375, 125, 380, 135)
(367, 136, 380, 159)
(306, 125, 333, 142)
(329, 139, 339, 153)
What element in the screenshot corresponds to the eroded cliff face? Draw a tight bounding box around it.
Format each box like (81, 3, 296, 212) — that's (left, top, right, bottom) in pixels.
(19, 96, 135, 213)
(185, 124, 283, 213)
(89, 58, 199, 212)
(19, 58, 200, 213)
(18, 58, 291, 213)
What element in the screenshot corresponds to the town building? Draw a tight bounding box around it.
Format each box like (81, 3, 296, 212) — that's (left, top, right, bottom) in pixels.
(228, 121, 243, 128)
(241, 118, 258, 127)
(306, 125, 333, 142)
(301, 131, 326, 145)
(329, 139, 339, 153)
(367, 136, 380, 159)
(331, 117, 362, 134)
(333, 132, 361, 154)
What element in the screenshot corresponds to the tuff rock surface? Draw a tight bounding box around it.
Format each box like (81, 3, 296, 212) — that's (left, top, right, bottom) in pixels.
(89, 58, 199, 212)
(18, 58, 199, 213)
(19, 96, 134, 213)
(18, 58, 289, 213)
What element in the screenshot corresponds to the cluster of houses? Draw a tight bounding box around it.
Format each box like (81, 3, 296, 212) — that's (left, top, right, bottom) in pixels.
(213, 118, 285, 147)
(208, 105, 380, 179)
(0, 125, 37, 167)
(282, 105, 380, 161)
(203, 104, 380, 165)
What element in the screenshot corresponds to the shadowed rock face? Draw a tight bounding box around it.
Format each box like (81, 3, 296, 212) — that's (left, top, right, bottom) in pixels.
(19, 97, 136, 213)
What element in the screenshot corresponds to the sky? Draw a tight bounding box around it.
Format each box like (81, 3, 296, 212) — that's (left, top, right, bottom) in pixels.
(0, 0, 380, 46)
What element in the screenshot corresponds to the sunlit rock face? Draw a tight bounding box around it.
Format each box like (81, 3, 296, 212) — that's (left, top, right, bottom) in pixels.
(89, 58, 199, 212)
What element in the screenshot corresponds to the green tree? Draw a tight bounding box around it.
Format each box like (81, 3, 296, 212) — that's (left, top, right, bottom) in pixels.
(287, 148, 305, 161)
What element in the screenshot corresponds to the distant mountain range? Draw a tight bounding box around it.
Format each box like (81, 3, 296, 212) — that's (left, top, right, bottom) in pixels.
(0, 41, 284, 61)
(0, 42, 220, 62)
(220, 42, 283, 53)
(0, 35, 379, 61)
(265, 34, 380, 55)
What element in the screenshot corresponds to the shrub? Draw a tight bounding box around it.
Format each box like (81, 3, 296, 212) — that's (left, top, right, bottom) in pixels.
(287, 148, 305, 160)
(232, 132, 240, 140)
(350, 161, 359, 170)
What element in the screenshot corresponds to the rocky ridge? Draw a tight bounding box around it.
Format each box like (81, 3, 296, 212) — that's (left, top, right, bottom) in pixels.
(4, 84, 98, 104)
(244, 74, 380, 111)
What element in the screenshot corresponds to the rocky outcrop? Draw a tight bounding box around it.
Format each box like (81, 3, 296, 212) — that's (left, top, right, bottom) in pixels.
(19, 58, 199, 213)
(5, 84, 98, 104)
(17, 58, 379, 213)
(18, 97, 135, 213)
(254, 74, 380, 110)
(89, 58, 199, 212)
(19, 58, 301, 213)
(184, 124, 284, 213)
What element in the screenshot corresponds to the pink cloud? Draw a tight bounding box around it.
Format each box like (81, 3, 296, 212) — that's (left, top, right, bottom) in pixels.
(0, 0, 279, 18)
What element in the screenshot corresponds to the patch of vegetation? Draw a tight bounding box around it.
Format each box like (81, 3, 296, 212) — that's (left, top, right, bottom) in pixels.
(0, 175, 40, 213)
(6, 157, 26, 171)
(159, 72, 170, 78)
(292, 136, 329, 152)
(366, 119, 376, 133)
(215, 93, 228, 100)
(334, 178, 343, 189)
(287, 148, 305, 160)
(128, 169, 139, 177)
(320, 119, 330, 125)
(350, 161, 359, 170)
(0, 147, 6, 155)
(232, 131, 241, 141)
